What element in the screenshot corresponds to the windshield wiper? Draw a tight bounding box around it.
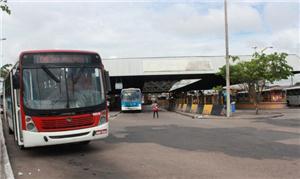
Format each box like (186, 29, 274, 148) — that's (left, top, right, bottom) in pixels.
(41, 65, 61, 83)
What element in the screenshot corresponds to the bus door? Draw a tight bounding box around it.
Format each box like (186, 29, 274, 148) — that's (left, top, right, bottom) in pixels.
(11, 67, 23, 146)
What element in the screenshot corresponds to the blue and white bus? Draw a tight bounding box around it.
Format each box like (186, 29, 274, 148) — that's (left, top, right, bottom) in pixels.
(121, 88, 142, 111)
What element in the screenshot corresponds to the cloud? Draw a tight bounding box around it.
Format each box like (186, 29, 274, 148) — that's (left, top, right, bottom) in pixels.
(272, 28, 300, 54)
(264, 2, 300, 31)
(153, 3, 263, 38)
(228, 3, 263, 33)
(1, 1, 299, 66)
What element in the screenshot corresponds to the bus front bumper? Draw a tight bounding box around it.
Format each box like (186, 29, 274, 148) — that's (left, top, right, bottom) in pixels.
(22, 122, 109, 148)
(121, 106, 142, 111)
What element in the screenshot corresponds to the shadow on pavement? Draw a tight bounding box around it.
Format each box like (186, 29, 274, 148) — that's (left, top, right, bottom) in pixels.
(3, 122, 130, 179)
(105, 125, 300, 160)
(10, 142, 130, 179)
(253, 118, 300, 128)
(22, 142, 103, 156)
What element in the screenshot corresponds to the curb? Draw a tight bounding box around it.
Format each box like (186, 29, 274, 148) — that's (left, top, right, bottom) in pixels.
(0, 118, 15, 179)
(174, 111, 198, 119)
(173, 111, 284, 120)
(109, 111, 121, 118)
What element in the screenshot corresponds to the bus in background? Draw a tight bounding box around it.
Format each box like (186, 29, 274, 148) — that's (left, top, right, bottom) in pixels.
(4, 50, 111, 148)
(121, 88, 142, 111)
(286, 86, 300, 106)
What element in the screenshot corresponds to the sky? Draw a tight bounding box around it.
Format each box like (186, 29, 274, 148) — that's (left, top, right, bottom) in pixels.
(0, 0, 299, 66)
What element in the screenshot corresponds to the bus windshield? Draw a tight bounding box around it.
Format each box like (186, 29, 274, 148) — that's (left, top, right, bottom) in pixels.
(121, 90, 141, 102)
(23, 67, 105, 110)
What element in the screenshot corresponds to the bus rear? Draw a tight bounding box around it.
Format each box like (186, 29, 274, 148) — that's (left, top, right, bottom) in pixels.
(286, 86, 300, 106)
(121, 88, 142, 111)
(4, 50, 111, 148)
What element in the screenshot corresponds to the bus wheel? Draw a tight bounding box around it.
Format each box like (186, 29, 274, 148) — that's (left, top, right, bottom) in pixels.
(8, 126, 14, 135)
(18, 145, 26, 150)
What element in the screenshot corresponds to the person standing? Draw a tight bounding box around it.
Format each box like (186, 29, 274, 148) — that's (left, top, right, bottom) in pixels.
(152, 101, 159, 118)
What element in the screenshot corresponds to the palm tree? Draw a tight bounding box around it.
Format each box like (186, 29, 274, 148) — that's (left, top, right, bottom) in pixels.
(0, 64, 12, 78)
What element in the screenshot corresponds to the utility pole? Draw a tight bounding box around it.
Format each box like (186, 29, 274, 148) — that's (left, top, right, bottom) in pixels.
(224, 0, 231, 117)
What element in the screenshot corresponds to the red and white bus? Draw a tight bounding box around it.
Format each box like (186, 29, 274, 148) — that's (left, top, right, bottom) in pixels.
(3, 50, 111, 148)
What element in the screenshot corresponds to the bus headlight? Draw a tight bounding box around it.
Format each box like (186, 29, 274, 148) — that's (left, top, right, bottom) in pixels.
(98, 110, 108, 125)
(25, 116, 37, 132)
(100, 115, 106, 125)
(26, 123, 35, 131)
(25, 116, 32, 122)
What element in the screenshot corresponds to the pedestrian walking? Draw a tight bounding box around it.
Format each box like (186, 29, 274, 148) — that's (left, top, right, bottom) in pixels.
(152, 101, 159, 118)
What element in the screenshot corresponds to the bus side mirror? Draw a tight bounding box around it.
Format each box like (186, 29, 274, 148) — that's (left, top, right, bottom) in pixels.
(13, 72, 20, 89)
(104, 70, 111, 93)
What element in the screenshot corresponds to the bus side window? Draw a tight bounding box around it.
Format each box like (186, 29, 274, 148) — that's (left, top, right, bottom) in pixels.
(4, 75, 13, 117)
(296, 90, 300, 96)
(23, 71, 31, 101)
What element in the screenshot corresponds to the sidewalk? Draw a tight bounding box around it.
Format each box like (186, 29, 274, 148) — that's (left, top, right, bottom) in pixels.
(108, 111, 121, 119)
(175, 109, 284, 120)
(0, 118, 14, 179)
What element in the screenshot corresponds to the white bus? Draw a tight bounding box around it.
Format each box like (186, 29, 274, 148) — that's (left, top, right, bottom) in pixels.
(286, 86, 300, 106)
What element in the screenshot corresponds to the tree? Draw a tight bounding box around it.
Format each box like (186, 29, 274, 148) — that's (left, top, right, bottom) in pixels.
(1, 0, 11, 14)
(218, 52, 293, 114)
(212, 85, 223, 104)
(0, 64, 12, 78)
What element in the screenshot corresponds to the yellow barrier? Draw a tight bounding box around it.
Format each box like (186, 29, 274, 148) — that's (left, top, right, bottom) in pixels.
(191, 104, 198, 113)
(202, 104, 213, 115)
(177, 103, 182, 110)
(182, 104, 187, 112)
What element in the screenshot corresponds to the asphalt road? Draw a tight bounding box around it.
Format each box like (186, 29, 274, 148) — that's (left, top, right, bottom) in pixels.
(3, 108, 300, 179)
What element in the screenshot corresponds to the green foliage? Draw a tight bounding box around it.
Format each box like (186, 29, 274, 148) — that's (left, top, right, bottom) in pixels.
(212, 85, 223, 92)
(0, 64, 12, 78)
(218, 52, 293, 85)
(213, 85, 224, 104)
(217, 52, 293, 113)
(1, 0, 11, 14)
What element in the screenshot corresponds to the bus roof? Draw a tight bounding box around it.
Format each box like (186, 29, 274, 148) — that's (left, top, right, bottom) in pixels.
(20, 50, 99, 57)
(285, 86, 300, 90)
(121, 88, 141, 91)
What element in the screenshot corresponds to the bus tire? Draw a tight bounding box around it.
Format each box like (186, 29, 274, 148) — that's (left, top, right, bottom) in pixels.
(8, 127, 13, 135)
(18, 145, 26, 150)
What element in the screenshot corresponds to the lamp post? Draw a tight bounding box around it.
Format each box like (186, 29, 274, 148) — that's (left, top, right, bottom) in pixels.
(261, 46, 273, 53)
(252, 46, 273, 53)
(224, 0, 231, 117)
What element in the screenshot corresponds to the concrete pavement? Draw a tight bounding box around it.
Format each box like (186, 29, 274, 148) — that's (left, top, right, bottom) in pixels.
(175, 109, 285, 120)
(3, 109, 300, 179)
(0, 118, 14, 179)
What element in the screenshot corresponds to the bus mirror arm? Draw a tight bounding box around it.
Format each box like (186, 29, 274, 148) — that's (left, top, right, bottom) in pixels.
(104, 70, 111, 93)
(13, 73, 20, 89)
